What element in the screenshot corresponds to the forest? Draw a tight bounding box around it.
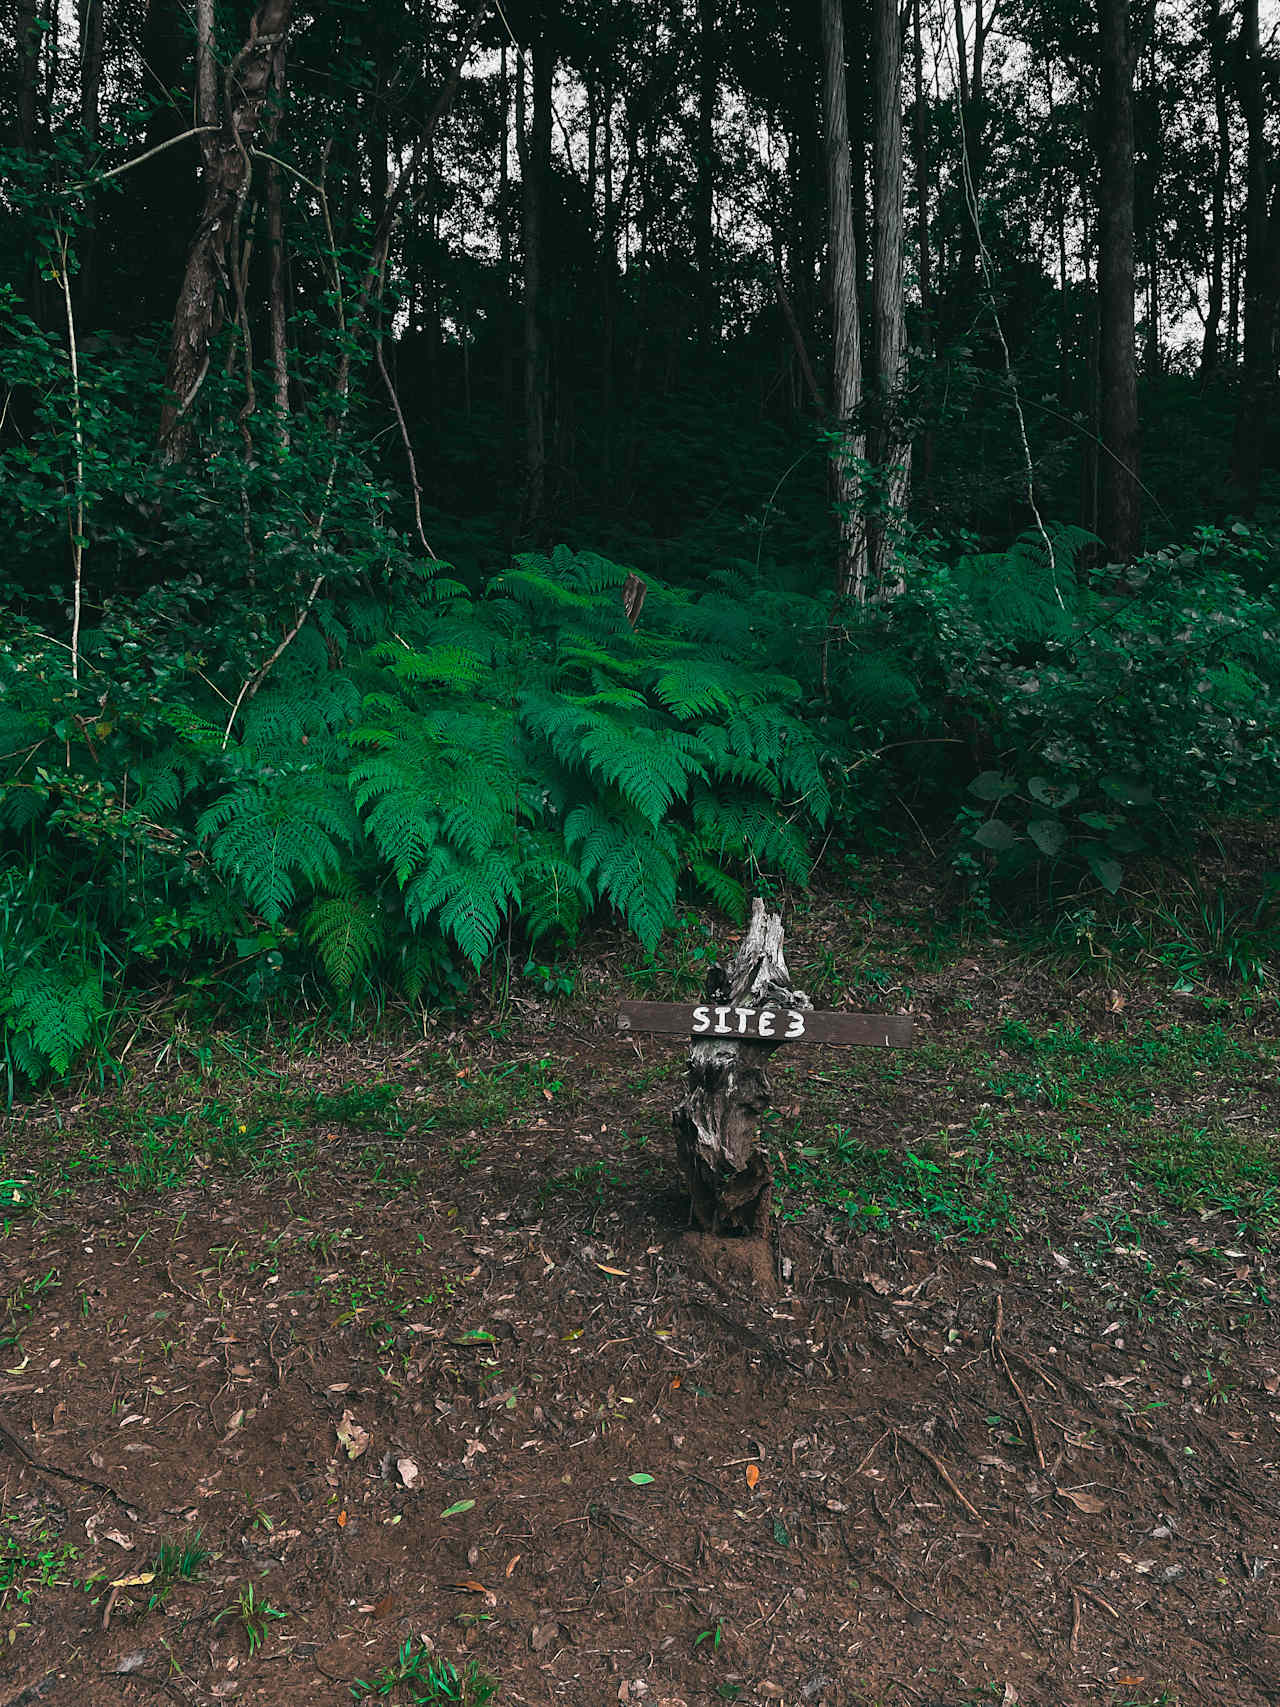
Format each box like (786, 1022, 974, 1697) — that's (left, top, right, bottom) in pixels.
(1, 0, 1278, 1081)
(2, 3, 1280, 1704)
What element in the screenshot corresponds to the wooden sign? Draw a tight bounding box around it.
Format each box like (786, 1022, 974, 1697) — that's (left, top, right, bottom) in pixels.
(617, 1000, 913, 1050)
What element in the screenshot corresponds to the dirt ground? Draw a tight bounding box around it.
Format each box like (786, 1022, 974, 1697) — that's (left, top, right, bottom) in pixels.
(3, 895, 1280, 1707)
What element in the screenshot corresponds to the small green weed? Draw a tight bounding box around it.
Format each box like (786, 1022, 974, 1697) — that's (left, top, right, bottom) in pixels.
(148, 1531, 211, 1608)
(352, 1638, 499, 1703)
(214, 1581, 288, 1655)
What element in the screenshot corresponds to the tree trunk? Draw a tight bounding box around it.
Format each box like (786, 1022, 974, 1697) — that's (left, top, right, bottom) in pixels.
(1200, 0, 1229, 379)
(519, 39, 553, 531)
(1095, 0, 1142, 559)
(674, 900, 811, 1237)
(912, 0, 934, 487)
(695, 0, 717, 348)
(1231, 0, 1280, 510)
(871, 0, 911, 586)
(821, 0, 868, 601)
(78, 0, 104, 138)
(159, 0, 295, 461)
(16, 0, 39, 149)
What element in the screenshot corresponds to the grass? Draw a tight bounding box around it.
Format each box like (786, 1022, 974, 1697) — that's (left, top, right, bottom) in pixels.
(352, 1639, 500, 1704)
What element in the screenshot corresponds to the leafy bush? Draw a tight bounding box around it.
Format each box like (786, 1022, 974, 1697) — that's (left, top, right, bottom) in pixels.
(834, 524, 1280, 899)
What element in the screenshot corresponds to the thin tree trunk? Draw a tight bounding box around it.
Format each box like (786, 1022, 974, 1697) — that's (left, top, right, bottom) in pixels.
(17, 0, 39, 149)
(1230, 0, 1279, 510)
(821, 0, 868, 601)
(912, 0, 934, 486)
(1095, 0, 1142, 558)
(79, 0, 104, 137)
(1200, 0, 1228, 378)
(160, 0, 295, 460)
(519, 38, 553, 530)
(695, 0, 716, 347)
(871, 0, 911, 587)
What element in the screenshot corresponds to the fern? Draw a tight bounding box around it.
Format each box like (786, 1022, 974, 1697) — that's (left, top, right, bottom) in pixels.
(516, 837, 592, 943)
(403, 844, 519, 967)
(566, 804, 677, 948)
(2, 959, 104, 1075)
(197, 773, 356, 923)
(302, 885, 386, 990)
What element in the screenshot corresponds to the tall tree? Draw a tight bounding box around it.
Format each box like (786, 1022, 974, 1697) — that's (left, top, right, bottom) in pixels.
(695, 0, 717, 346)
(1199, 0, 1230, 378)
(822, 0, 868, 600)
(518, 36, 554, 528)
(1095, 0, 1142, 558)
(871, 0, 911, 582)
(1231, 0, 1280, 510)
(160, 0, 295, 460)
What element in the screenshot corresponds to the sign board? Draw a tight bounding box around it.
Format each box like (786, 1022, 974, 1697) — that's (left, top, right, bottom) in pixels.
(617, 1000, 913, 1050)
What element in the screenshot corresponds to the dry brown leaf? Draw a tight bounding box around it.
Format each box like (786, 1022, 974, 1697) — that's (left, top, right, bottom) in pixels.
(109, 1572, 156, 1588)
(745, 1463, 761, 1489)
(531, 1621, 559, 1651)
(1263, 1372, 1279, 1394)
(336, 1509, 348, 1528)
(1057, 1487, 1106, 1513)
(448, 1580, 488, 1594)
(596, 1263, 629, 1277)
(863, 1273, 894, 1296)
(371, 1593, 396, 1620)
(505, 1554, 522, 1577)
(336, 1409, 370, 1460)
(397, 1456, 421, 1489)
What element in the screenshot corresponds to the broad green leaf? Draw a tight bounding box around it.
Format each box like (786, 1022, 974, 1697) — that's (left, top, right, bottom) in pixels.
(628, 1473, 655, 1485)
(968, 770, 1016, 802)
(972, 818, 1018, 851)
(441, 1500, 476, 1518)
(1027, 818, 1066, 857)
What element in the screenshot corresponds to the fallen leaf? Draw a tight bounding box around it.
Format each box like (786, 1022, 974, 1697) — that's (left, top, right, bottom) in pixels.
(336, 1509, 347, 1528)
(1116, 1679, 1145, 1689)
(596, 1264, 629, 1277)
(531, 1621, 559, 1651)
(112, 1653, 148, 1675)
(109, 1572, 156, 1588)
(505, 1554, 522, 1577)
(397, 1456, 421, 1489)
(441, 1499, 476, 1518)
(1263, 1373, 1279, 1395)
(447, 1580, 488, 1593)
(1003, 1686, 1019, 1706)
(745, 1464, 760, 1489)
(628, 1473, 655, 1485)
(371, 1593, 396, 1619)
(864, 1273, 894, 1296)
(103, 1530, 134, 1550)
(336, 1409, 370, 1461)
(1057, 1487, 1106, 1513)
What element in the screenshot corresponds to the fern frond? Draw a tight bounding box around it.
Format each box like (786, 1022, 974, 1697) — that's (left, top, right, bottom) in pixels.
(197, 773, 356, 922)
(3, 960, 104, 1075)
(301, 886, 386, 990)
(565, 805, 677, 948)
(688, 858, 747, 921)
(517, 838, 591, 943)
(403, 845, 519, 967)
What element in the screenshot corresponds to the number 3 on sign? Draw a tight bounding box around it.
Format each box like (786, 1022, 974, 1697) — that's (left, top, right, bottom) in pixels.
(689, 1006, 806, 1039)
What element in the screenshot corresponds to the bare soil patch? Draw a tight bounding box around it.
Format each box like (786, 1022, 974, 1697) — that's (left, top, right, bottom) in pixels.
(3, 895, 1279, 1707)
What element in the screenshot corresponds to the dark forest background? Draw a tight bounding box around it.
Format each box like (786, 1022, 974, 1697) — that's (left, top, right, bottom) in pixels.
(2, 0, 1278, 1089)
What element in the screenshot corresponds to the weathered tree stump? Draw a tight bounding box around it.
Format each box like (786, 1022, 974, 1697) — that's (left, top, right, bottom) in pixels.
(673, 898, 811, 1236)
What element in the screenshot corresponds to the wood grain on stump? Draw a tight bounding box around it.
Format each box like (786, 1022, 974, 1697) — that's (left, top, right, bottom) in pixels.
(673, 898, 810, 1237)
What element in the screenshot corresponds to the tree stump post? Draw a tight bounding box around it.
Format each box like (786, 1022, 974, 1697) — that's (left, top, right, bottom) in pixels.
(673, 898, 811, 1236)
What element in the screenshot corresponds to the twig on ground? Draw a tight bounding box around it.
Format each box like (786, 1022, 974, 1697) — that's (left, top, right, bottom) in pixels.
(992, 1295, 1047, 1471)
(0, 1414, 135, 1509)
(890, 1427, 984, 1523)
(1070, 1587, 1082, 1652)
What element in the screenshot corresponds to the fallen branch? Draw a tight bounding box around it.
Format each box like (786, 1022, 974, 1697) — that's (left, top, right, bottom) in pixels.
(0, 1413, 135, 1509)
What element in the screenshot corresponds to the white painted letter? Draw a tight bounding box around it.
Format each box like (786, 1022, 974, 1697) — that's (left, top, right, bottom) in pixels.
(785, 1009, 806, 1038)
(691, 1005, 710, 1033)
(714, 1005, 732, 1033)
(756, 1010, 775, 1038)
(736, 1007, 751, 1033)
